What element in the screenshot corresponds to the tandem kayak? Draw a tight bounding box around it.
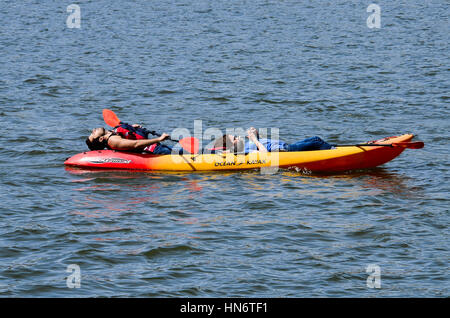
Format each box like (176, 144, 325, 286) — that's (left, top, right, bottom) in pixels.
(64, 134, 418, 173)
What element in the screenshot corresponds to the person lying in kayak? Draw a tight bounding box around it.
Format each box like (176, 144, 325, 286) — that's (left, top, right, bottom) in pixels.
(86, 123, 172, 154)
(245, 127, 333, 152)
(211, 128, 333, 153)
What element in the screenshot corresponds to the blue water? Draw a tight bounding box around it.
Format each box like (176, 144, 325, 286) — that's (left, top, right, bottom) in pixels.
(0, 0, 448, 297)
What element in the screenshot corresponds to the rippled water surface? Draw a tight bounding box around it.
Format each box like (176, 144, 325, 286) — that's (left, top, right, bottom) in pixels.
(0, 1, 448, 297)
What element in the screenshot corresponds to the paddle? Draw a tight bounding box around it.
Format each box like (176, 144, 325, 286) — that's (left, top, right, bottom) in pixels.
(333, 142, 424, 149)
(179, 137, 199, 155)
(148, 131, 199, 154)
(102, 109, 120, 127)
(102, 109, 200, 154)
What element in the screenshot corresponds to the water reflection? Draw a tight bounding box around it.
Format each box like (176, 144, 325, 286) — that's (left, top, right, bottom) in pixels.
(64, 165, 424, 236)
(278, 167, 423, 198)
(66, 165, 422, 201)
(65, 167, 209, 222)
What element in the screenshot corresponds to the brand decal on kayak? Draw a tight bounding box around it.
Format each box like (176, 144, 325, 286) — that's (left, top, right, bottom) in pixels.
(214, 160, 266, 167)
(89, 158, 132, 164)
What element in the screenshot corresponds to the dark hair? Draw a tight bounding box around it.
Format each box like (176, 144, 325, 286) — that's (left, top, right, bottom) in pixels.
(85, 137, 106, 151)
(213, 135, 229, 150)
(213, 135, 244, 154)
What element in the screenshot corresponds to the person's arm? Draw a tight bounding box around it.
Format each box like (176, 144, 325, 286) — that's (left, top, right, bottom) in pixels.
(108, 134, 169, 151)
(250, 137, 268, 152)
(247, 128, 267, 153)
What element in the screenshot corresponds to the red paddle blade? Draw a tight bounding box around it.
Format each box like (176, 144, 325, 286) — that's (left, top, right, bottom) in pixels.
(179, 137, 199, 154)
(392, 141, 424, 149)
(102, 109, 120, 127)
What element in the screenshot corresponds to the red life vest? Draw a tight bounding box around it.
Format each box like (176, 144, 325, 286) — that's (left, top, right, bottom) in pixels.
(113, 124, 147, 140)
(111, 123, 158, 152)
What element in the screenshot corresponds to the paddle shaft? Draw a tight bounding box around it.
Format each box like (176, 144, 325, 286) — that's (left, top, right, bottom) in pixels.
(334, 144, 395, 147)
(147, 130, 179, 143)
(147, 131, 200, 154)
(333, 142, 423, 149)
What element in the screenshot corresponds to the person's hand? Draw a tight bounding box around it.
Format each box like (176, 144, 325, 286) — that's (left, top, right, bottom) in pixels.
(158, 133, 170, 142)
(247, 127, 258, 140)
(132, 124, 142, 128)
